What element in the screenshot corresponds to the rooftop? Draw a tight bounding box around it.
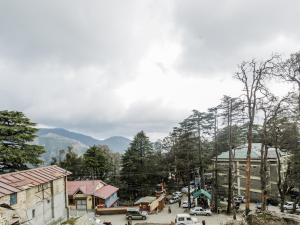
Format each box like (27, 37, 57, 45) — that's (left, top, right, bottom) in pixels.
(67, 180, 118, 200)
(134, 196, 157, 205)
(217, 143, 287, 160)
(0, 165, 71, 197)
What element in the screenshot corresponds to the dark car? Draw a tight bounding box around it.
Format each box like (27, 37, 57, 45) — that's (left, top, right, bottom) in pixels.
(267, 198, 279, 206)
(126, 208, 147, 220)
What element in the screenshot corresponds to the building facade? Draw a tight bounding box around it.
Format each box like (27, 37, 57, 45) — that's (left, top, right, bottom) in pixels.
(67, 180, 118, 210)
(215, 143, 289, 201)
(0, 165, 71, 225)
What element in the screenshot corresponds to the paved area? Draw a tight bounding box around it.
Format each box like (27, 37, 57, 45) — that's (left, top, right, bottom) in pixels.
(72, 202, 285, 225)
(83, 204, 242, 225)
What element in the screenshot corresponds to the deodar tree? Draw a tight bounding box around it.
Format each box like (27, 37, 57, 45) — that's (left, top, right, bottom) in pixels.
(0, 110, 45, 172)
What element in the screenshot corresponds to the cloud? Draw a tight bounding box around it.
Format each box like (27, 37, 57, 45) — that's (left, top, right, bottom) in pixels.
(173, 0, 300, 76)
(0, 0, 299, 140)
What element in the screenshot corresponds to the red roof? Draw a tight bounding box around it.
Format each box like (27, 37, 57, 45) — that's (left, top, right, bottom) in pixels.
(67, 180, 118, 200)
(95, 185, 119, 199)
(0, 165, 71, 197)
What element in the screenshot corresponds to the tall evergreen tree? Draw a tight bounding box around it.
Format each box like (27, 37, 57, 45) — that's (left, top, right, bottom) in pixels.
(120, 131, 158, 201)
(83, 145, 113, 180)
(0, 110, 45, 172)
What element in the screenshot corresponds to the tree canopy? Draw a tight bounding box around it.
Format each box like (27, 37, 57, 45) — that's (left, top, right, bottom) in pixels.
(0, 110, 45, 172)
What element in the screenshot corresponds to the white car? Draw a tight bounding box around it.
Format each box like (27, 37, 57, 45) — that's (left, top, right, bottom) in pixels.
(175, 213, 198, 225)
(182, 200, 195, 208)
(190, 207, 212, 216)
(283, 201, 299, 210)
(181, 186, 195, 194)
(169, 196, 180, 204)
(173, 191, 183, 197)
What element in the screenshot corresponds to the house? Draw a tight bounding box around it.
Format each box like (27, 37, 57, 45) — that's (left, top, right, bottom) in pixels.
(67, 180, 118, 210)
(214, 143, 289, 201)
(134, 195, 166, 213)
(0, 165, 71, 225)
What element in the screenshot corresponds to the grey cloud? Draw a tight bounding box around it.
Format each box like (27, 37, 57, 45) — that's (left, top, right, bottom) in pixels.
(173, 0, 300, 75)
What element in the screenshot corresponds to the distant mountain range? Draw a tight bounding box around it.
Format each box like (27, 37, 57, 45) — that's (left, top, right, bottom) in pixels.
(35, 128, 131, 163)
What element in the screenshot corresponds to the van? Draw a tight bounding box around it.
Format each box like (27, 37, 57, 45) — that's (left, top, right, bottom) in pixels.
(126, 208, 147, 220)
(175, 213, 197, 225)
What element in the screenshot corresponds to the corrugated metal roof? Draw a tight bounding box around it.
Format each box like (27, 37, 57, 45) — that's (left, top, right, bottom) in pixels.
(134, 196, 157, 205)
(67, 180, 118, 200)
(218, 143, 286, 160)
(0, 165, 71, 196)
(94, 185, 119, 199)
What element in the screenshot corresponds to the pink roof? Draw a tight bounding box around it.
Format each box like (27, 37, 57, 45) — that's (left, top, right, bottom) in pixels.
(67, 180, 118, 200)
(0, 165, 71, 197)
(95, 185, 119, 199)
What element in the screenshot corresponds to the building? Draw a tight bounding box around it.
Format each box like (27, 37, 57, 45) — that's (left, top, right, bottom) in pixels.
(0, 165, 71, 225)
(134, 195, 166, 213)
(215, 143, 289, 201)
(67, 180, 118, 210)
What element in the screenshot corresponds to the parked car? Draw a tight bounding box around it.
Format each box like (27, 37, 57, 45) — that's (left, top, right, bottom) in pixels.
(234, 195, 245, 203)
(190, 207, 212, 216)
(283, 201, 299, 210)
(181, 186, 195, 194)
(173, 191, 183, 197)
(267, 198, 279, 206)
(182, 200, 195, 208)
(175, 213, 198, 225)
(126, 208, 147, 220)
(169, 196, 180, 204)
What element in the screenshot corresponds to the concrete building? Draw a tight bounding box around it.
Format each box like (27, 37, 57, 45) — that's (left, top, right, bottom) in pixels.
(0, 165, 71, 225)
(215, 143, 289, 201)
(67, 180, 118, 210)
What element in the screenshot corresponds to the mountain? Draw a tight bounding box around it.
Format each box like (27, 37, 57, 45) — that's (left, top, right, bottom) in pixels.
(36, 128, 131, 163)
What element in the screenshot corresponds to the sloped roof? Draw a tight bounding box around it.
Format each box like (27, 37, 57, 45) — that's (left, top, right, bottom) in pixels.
(0, 165, 71, 197)
(192, 189, 211, 200)
(94, 185, 119, 199)
(134, 196, 157, 205)
(67, 180, 118, 200)
(218, 143, 285, 160)
(67, 180, 106, 196)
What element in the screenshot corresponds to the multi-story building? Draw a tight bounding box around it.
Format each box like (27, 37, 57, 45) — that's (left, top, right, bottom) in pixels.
(0, 165, 71, 225)
(215, 143, 289, 201)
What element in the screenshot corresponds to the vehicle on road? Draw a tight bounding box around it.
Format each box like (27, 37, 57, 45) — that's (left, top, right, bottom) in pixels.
(181, 186, 195, 194)
(169, 196, 180, 204)
(173, 191, 183, 197)
(283, 201, 299, 210)
(190, 207, 212, 216)
(182, 200, 195, 208)
(234, 195, 245, 203)
(175, 213, 198, 225)
(126, 208, 147, 220)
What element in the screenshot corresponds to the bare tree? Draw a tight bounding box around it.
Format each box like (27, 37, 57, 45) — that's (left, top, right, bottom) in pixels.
(278, 52, 300, 113)
(234, 55, 278, 215)
(218, 95, 244, 218)
(257, 94, 286, 211)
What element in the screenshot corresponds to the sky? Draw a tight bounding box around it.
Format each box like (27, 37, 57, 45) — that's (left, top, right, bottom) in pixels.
(0, 0, 300, 140)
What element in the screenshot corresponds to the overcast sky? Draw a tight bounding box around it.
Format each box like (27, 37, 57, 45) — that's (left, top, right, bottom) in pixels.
(0, 0, 300, 140)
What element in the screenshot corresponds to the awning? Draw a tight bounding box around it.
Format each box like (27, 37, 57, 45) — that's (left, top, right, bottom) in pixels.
(192, 189, 211, 200)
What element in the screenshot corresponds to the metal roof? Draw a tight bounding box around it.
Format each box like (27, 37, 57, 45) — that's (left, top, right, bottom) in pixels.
(0, 165, 71, 197)
(217, 143, 286, 160)
(134, 196, 157, 205)
(67, 180, 118, 200)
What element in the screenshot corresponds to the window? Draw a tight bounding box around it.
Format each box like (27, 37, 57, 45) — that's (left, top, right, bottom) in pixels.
(32, 209, 35, 218)
(187, 217, 192, 221)
(10, 193, 17, 205)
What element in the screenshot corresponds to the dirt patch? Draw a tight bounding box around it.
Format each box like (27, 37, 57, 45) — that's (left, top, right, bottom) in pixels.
(248, 212, 300, 225)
